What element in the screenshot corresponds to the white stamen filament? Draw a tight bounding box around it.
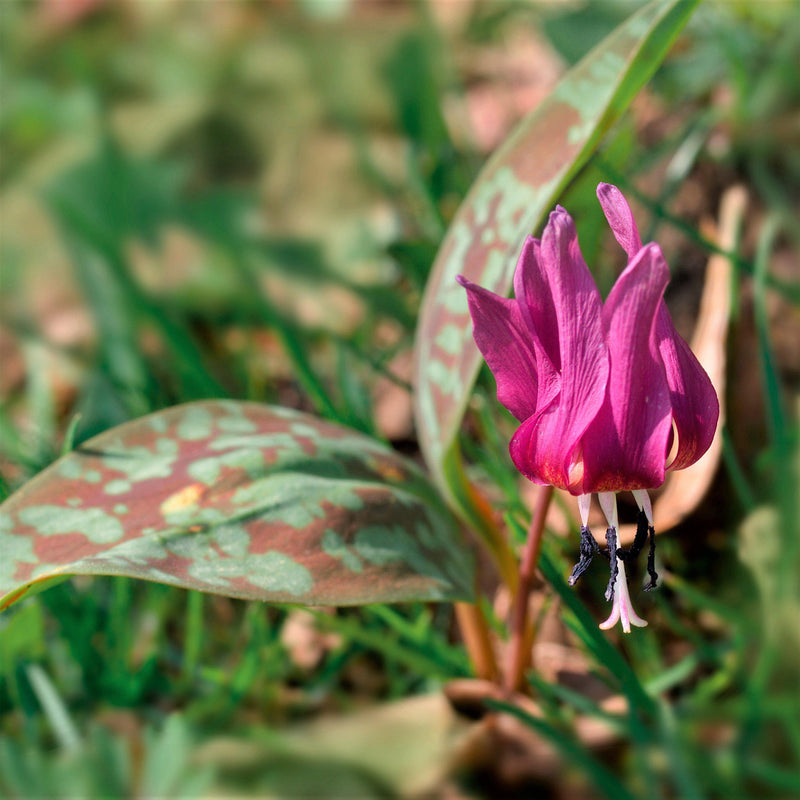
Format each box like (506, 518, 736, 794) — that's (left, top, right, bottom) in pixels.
(631, 489, 654, 526)
(598, 491, 619, 530)
(577, 493, 592, 527)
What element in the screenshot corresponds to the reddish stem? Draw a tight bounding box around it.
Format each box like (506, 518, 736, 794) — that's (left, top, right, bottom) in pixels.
(504, 485, 554, 693)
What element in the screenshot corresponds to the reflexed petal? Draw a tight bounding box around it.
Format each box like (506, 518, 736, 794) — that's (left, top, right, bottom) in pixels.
(457, 275, 543, 422)
(596, 182, 643, 260)
(581, 244, 673, 492)
(509, 209, 609, 491)
(656, 304, 720, 469)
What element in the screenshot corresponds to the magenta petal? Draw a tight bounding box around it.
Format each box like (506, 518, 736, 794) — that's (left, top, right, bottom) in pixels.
(457, 275, 543, 422)
(512, 236, 560, 410)
(656, 304, 719, 470)
(513, 237, 560, 369)
(508, 209, 609, 491)
(596, 183, 643, 261)
(509, 409, 551, 486)
(596, 183, 719, 471)
(581, 243, 673, 492)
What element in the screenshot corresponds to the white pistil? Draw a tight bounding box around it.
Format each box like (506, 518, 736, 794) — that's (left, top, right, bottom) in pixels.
(599, 558, 648, 633)
(596, 495, 648, 634)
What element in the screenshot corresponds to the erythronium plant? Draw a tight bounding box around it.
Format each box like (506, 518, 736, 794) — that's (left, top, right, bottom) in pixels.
(458, 183, 719, 633)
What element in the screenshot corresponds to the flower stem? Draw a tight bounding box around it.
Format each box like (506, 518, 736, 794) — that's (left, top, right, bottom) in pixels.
(504, 485, 554, 693)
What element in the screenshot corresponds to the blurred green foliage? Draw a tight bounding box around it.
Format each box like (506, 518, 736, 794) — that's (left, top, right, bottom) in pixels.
(1, 0, 799, 798)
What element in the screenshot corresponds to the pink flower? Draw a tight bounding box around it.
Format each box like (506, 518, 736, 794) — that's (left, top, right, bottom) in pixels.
(458, 184, 718, 632)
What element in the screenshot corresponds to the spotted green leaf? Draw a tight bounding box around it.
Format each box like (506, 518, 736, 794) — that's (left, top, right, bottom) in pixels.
(0, 402, 473, 611)
(413, 0, 701, 488)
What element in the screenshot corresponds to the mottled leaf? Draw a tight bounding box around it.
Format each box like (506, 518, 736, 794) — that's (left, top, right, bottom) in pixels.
(413, 0, 701, 487)
(0, 402, 473, 611)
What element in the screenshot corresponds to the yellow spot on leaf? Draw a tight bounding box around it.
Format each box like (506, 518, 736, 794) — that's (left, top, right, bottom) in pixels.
(160, 484, 204, 515)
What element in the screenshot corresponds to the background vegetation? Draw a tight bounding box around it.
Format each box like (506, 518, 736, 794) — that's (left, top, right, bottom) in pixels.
(1, 0, 798, 797)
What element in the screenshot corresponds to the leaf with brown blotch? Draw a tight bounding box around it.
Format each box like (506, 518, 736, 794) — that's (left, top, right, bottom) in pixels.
(0, 401, 473, 611)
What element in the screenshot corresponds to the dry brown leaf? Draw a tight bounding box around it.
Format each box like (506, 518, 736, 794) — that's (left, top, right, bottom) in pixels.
(444, 678, 623, 797)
